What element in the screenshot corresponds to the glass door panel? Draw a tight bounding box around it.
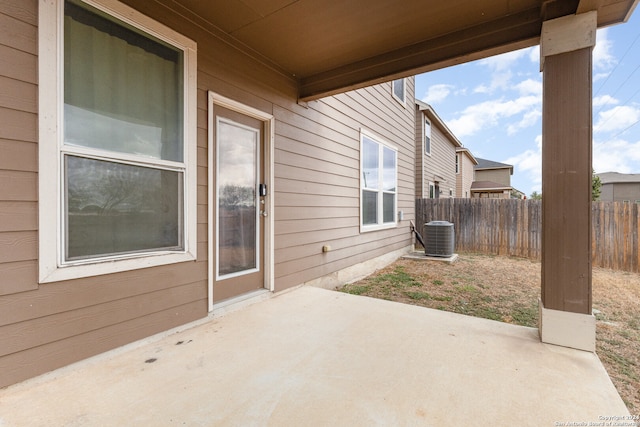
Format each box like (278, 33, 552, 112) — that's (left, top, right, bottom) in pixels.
(217, 118, 259, 279)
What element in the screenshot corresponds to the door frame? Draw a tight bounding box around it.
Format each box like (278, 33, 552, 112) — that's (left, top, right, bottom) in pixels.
(207, 92, 275, 312)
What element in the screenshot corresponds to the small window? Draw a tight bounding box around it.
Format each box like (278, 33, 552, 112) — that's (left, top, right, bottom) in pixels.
(361, 130, 397, 231)
(449, 189, 453, 197)
(425, 119, 432, 156)
(429, 183, 435, 199)
(392, 79, 406, 105)
(455, 154, 460, 174)
(39, 0, 197, 282)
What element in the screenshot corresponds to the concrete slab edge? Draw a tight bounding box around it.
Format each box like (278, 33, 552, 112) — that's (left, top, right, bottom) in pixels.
(306, 246, 412, 290)
(402, 252, 459, 264)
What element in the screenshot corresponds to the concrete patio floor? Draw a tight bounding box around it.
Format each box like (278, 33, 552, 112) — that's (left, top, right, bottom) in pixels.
(0, 286, 630, 426)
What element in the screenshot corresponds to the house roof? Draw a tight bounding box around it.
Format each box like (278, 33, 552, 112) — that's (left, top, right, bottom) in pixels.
(456, 147, 479, 165)
(416, 100, 463, 149)
(475, 158, 514, 175)
(471, 181, 512, 191)
(163, 0, 639, 100)
(597, 172, 640, 184)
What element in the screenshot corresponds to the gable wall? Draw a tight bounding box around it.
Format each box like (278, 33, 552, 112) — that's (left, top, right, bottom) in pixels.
(475, 168, 511, 186)
(602, 182, 640, 202)
(423, 117, 456, 197)
(0, 0, 415, 387)
(457, 154, 475, 198)
(415, 106, 425, 198)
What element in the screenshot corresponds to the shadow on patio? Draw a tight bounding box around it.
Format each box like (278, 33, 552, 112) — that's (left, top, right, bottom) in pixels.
(0, 286, 629, 426)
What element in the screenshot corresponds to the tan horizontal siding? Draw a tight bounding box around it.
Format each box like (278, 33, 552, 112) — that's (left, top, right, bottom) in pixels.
(275, 205, 359, 221)
(276, 104, 355, 144)
(0, 44, 36, 84)
(272, 80, 415, 287)
(0, 299, 205, 388)
(0, 0, 415, 387)
(274, 177, 358, 198)
(0, 1, 39, 307)
(0, 76, 37, 113)
(275, 235, 409, 289)
(0, 261, 208, 327)
(275, 226, 359, 251)
(0, 107, 36, 142)
(476, 169, 511, 186)
(0, 202, 37, 231)
(0, 0, 37, 26)
(277, 163, 358, 188)
(275, 217, 357, 238)
(1, 280, 206, 358)
(275, 148, 356, 180)
(0, 260, 37, 296)
(0, 139, 37, 172)
(0, 231, 36, 263)
(275, 133, 357, 174)
(0, 10, 36, 54)
(415, 107, 425, 198)
(275, 227, 404, 264)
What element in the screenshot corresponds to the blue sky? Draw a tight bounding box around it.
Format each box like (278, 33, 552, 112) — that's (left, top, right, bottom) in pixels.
(415, 11, 640, 197)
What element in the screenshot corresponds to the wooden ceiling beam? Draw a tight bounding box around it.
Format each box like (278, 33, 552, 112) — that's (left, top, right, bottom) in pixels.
(299, 7, 545, 101)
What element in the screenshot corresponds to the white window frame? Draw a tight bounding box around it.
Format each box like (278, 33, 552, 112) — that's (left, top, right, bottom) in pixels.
(360, 129, 397, 232)
(38, 0, 198, 283)
(424, 118, 432, 156)
(391, 79, 406, 105)
(456, 153, 460, 174)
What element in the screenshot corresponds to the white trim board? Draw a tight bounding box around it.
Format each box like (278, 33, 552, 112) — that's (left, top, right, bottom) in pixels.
(538, 298, 596, 352)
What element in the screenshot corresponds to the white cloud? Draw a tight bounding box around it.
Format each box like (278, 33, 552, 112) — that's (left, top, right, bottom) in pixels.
(528, 45, 540, 65)
(504, 135, 542, 194)
(422, 84, 454, 104)
(593, 137, 640, 173)
(473, 47, 540, 95)
(594, 28, 616, 71)
(473, 70, 513, 94)
(594, 105, 640, 133)
(478, 49, 531, 71)
(474, 49, 535, 94)
(594, 72, 611, 83)
(448, 92, 541, 138)
(593, 95, 619, 108)
(514, 78, 542, 96)
(507, 109, 542, 135)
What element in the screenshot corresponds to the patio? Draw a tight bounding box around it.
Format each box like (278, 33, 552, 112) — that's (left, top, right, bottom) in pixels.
(0, 286, 629, 426)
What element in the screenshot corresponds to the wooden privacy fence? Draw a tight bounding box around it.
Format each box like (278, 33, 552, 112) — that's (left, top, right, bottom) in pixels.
(416, 198, 640, 273)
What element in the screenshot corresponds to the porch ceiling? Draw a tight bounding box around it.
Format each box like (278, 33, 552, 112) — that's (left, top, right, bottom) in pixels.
(169, 0, 638, 100)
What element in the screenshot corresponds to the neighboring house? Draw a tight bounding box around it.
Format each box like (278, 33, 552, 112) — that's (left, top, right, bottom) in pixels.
(415, 100, 461, 199)
(0, 0, 417, 388)
(510, 189, 527, 200)
(456, 147, 478, 198)
(597, 172, 640, 202)
(472, 158, 514, 199)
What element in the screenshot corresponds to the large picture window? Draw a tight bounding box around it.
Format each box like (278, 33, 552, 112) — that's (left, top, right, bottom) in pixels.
(39, 0, 197, 282)
(361, 131, 397, 231)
